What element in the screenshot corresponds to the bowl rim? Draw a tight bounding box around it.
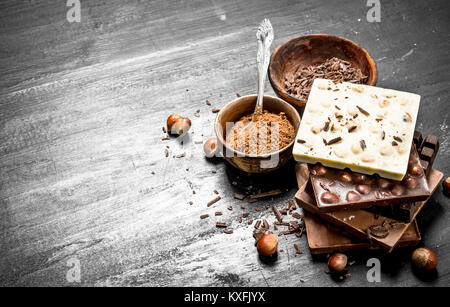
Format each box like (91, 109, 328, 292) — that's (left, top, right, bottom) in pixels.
(268, 33, 378, 106)
(214, 94, 301, 159)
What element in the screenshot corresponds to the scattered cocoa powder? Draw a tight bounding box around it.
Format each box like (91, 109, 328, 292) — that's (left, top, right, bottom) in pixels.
(226, 110, 295, 155)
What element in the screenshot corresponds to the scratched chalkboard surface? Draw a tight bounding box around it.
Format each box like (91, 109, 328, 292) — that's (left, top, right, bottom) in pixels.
(0, 0, 449, 286)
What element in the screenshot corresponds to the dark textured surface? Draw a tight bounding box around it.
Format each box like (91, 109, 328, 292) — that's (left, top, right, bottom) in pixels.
(0, 0, 449, 286)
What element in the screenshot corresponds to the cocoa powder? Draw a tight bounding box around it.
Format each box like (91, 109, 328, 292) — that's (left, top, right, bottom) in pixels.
(226, 110, 295, 155)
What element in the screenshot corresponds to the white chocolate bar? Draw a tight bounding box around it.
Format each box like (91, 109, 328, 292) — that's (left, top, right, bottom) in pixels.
(293, 79, 421, 180)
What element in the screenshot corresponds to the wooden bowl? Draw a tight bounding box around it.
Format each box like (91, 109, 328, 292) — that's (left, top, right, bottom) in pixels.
(214, 95, 301, 174)
(268, 34, 378, 108)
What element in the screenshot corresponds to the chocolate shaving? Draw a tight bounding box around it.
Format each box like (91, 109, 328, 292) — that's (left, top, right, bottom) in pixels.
(216, 222, 227, 228)
(249, 189, 282, 199)
(207, 196, 221, 207)
(360, 140, 366, 151)
(356, 105, 370, 116)
(326, 137, 342, 145)
(283, 57, 367, 100)
(393, 136, 403, 143)
(224, 230, 233, 234)
(297, 139, 306, 144)
(392, 141, 398, 146)
(272, 205, 283, 223)
(234, 193, 245, 200)
(200, 214, 209, 219)
(348, 125, 357, 133)
(254, 220, 261, 229)
(381, 131, 385, 140)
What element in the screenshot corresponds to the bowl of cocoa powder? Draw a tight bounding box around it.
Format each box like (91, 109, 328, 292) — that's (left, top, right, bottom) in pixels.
(268, 34, 378, 108)
(215, 95, 300, 173)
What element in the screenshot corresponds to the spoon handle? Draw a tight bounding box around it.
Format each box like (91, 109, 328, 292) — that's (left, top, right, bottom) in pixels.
(255, 19, 274, 116)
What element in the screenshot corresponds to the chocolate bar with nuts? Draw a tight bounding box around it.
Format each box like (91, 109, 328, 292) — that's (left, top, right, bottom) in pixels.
(308, 144, 430, 212)
(295, 163, 443, 251)
(303, 211, 421, 254)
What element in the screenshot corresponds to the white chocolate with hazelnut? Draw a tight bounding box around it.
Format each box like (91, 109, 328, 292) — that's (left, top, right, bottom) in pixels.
(293, 79, 421, 180)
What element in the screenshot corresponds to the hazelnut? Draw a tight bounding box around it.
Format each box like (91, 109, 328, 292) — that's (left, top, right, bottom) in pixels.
(391, 184, 405, 196)
(346, 191, 361, 202)
(339, 172, 352, 182)
(352, 173, 368, 184)
(257, 233, 278, 257)
(443, 177, 450, 196)
(167, 114, 182, 132)
(412, 248, 437, 271)
(320, 192, 340, 204)
(312, 164, 327, 176)
(172, 117, 191, 136)
(328, 253, 348, 273)
(404, 177, 418, 189)
(409, 164, 424, 177)
(377, 178, 392, 189)
(356, 184, 371, 195)
(351, 142, 363, 154)
(203, 137, 219, 158)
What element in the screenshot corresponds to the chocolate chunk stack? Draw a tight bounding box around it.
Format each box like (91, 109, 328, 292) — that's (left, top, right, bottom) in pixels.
(295, 131, 442, 254)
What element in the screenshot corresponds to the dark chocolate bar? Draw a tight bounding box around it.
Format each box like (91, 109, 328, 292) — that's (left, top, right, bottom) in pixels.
(304, 211, 422, 254)
(295, 163, 443, 251)
(308, 144, 430, 212)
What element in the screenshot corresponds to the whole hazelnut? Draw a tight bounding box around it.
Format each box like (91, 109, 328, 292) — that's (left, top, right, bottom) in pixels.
(339, 172, 352, 182)
(312, 164, 327, 176)
(356, 184, 371, 195)
(352, 173, 368, 184)
(391, 184, 405, 196)
(257, 234, 278, 257)
(409, 164, 424, 177)
(320, 192, 340, 204)
(377, 178, 392, 189)
(328, 253, 348, 273)
(404, 177, 418, 189)
(167, 114, 182, 132)
(412, 248, 437, 271)
(346, 191, 361, 202)
(443, 177, 450, 196)
(172, 117, 191, 136)
(204, 137, 219, 158)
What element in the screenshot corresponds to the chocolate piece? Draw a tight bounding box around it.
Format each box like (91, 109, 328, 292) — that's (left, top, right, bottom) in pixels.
(296, 164, 443, 251)
(207, 196, 221, 207)
(249, 189, 282, 199)
(413, 131, 423, 149)
(272, 205, 283, 222)
(418, 135, 439, 176)
(308, 145, 430, 212)
(234, 193, 246, 200)
(216, 222, 227, 228)
(303, 211, 421, 254)
(394, 202, 417, 223)
(422, 135, 439, 152)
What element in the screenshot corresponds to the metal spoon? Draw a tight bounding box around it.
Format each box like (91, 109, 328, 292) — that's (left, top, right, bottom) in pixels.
(253, 18, 274, 120)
